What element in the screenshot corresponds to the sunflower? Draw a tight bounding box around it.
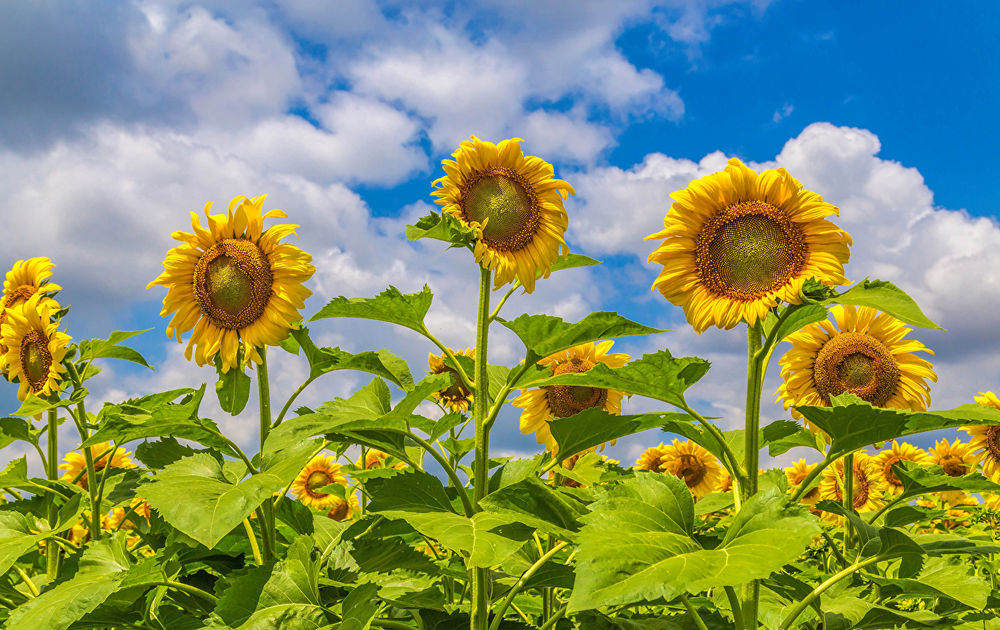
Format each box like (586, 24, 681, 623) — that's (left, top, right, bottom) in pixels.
(777, 305, 936, 426)
(635, 443, 670, 472)
(0, 294, 71, 400)
(327, 494, 360, 522)
(148, 195, 315, 373)
(645, 158, 851, 333)
(513, 341, 629, 454)
(356, 448, 406, 471)
(657, 439, 724, 499)
(715, 471, 733, 494)
(428, 348, 475, 413)
(59, 441, 135, 488)
(984, 493, 1000, 511)
(552, 450, 619, 488)
(0, 257, 62, 358)
(291, 454, 348, 510)
(818, 453, 887, 518)
(785, 459, 821, 506)
(961, 390, 1000, 481)
(872, 440, 931, 494)
(929, 438, 979, 478)
(431, 136, 575, 293)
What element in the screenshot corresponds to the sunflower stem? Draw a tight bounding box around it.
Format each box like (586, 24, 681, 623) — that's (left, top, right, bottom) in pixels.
(273, 375, 316, 428)
(242, 518, 263, 565)
(256, 348, 277, 563)
(471, 265, 492, 630)
(742, 322, 765, 628)
(487, 281, 520, 322)
(790, 453, 833, 503)
(780, 554, 888, 629)
(680, 593, 709, 630)
(45, 409, 61, 580)
(408, 431, 474, 517)
(843, 452, 855, 554)
(420, 324, 476, 396)
(66, 361, 101, 542)
(489, 541, 568, 630)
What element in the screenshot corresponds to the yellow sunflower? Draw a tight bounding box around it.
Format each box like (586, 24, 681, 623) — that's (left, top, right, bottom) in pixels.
(786, 459, 821, 506)
(818, 453, 887, 518)
(59, 441, 135, 488)
(658, 439, 724, 499)
(327, 494, 360, 522)
(929, 438, 979, 478)
(0, 257, 62, 358)
(291, 454, 348, 510)
(148, 195, 315, 373)
(635, 443, 670, 472)
(962, 390, 1000, 481)
(0, 294, 71, 400)
(428, 348, 475, 413)
(984, 493, 1000, 511)
(356, 448, 406, 471)
(645, 157, 851, 333)
(551, 450, 619, 488)
(777, 305, 936, 426)
(431, 136, 575, 293)
(715, 471, 733, 494)
(872, 440, 931, 494)
(513, 341, 629, 454)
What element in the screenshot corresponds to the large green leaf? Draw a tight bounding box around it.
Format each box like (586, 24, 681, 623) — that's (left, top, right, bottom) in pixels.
(78, 329, 154, 369)
(568, 473, 820, 612)
(289, 326, 414, 390)
(0, 496, 83, 577)
(761, 303, 829, 346)
(498, 311, 665, 361)
(798, 394, 1000, 459)
(549, 409, 694, 461)
(215, 356, 251, 415)
(405, 209, 477, 247)
(337, 583, 380, 630)
(894, 462, 1000, 499)
(826, 278, 942, 329)
(0, 416, 37, 451)
(869, 556, 990, 610)
(518, 350, 709, 408)
(309, 285, 433, 334)
(0, 456, 29, 488)
(479, 476, 588, 540)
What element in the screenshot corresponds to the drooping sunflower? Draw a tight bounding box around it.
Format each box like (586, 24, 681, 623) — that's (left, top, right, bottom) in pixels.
(513, 341, 629, 454)
(0, 257, 62, 357)
(929, 438, 979, 478)
(818, 453, 887, 519)
(635, 443, 670, 472)
(148, 195, 315, 373)
(786, 459, 821, 506)
(0, 294, 71, 400)
(777, 305, 936, 426)
(657, 439, 724, 499)
(431, 136, 575, 293)
(291, 454, 348, 510)
(646, 158, 852, 333)
(962, 390, 1000, 481)
(871, 440, 930, 494)
(356, 448, 406, 471)
(327, 494, 360, 522)
(428, 348, 475, 413)
(60, 441, 135, 488)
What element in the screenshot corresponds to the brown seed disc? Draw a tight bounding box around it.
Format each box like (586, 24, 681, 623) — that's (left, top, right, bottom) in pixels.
(305, 470, 334, 498)
(694, 200, 807, 300)
(193, 238, 273, 330)
(881, 455, 904, 487)
(460, 166, 540, 252)
(986, 426, 1000, 462)
(545, 357, 608, 418)
(20, 329, 52, 393)
(813, 332, 901, 406)
(672, 453, 707, 488)
(329, 501, 350, 521)
(940, 455, 969, 477)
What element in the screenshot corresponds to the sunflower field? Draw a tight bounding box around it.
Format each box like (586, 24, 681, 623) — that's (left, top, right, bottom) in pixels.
(3, 136, 1000, 630)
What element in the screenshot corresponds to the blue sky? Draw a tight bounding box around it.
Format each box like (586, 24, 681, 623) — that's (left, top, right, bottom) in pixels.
(1, 0, 998, 470)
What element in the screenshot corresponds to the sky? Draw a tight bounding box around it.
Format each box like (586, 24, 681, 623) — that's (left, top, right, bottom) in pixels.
(1, 0, 999, 474)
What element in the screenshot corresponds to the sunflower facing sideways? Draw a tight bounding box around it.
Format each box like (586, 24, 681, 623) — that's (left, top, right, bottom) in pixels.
(431, 136, 575, 293)
(962, 390, 1000, 481)
(0, 257, 62, 354)
(872, 440, 931, 494)
(646, 157, 852, 333)
(291, 454, 348, 510)
(60, 441, 135, 488)
(777, 305, 936, 427)
(929, 438, 979, 478)
(513, 341, 629, 454)
(818, 452, 887, 519)
(428, 348, 475, 413)
(786, 459, 821, 506)
(657, 439, 724, 499)
(148, 195, 315, 373)
(0, 293, 71, 400)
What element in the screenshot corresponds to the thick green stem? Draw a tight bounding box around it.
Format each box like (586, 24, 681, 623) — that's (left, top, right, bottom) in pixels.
(867, 492, 908, 524)
(64, 361, 101, 540)
(256, 349, 277, 562)
(680, 593, 709, 630)
(537, 603, 568, 630)
(273, 376, 316, 428)
(843, 452, 855, 554)
(489, 541, 568, 630)
(790, 454, 833, 503)
(421, 324, 476, 395)
(45, 409, 60, 580)
(471, 265, 492, 630)
(242, 518, 263, 565)
(13, 566, 39, 598)
(741, 323, 765, 628)
(780, 555, 885, 628)
(723, 586, 745, 629)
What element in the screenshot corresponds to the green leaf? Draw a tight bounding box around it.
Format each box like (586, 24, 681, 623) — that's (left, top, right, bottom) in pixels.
(761, 420, 822, 456)
(894, 462, 1000, 498)
(0, 495, 83, 576)
(337, 583, 380, 630)
(479, 476, 588, 539)
(568, 474, 820, 612)
(12, 386, 86, 418)
(309, 285, 433, 334)
(350, 537, 438, 574)
(761, 303, 829, 346)
(290, 326, 414, 390)
(519, 350, 709, 408)
(869, 556, 990, 610)
(498, 311, 665, 362)
(826, 278, 943, 329)
(215, 357, 252, 415)
(548, 253, 601, 274)
(134, 437, 199, 469)
(0, 456, 29, 488)
(78, 329, 154, 369)
(0, 416, 36, 450)
(366, 469, 456, 515)
(550, 409, 694, 461)
(405, 209, 477, 246)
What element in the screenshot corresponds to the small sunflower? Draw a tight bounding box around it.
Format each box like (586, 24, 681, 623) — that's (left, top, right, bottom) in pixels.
(785, 459, 821, 506)
(327, 494, 360, 522)
(715, 471, 733, 494)
(513, 341, 629, 454)
(0, 257, 62, 359)
(658, 439, 724, 499)
(0, 294, 71, 400)
(929, 438, 979, 478)
(356, 448, 406, 471)
(818, 453, 887, 518)
(291, 454, 348, 510)
(872, 440, 931, 494)
(635, 443, 670, 472)
(962, 390, 1000, 481)
(646, 157, 851, 333)
(428, 348, 475, 413)
(59, 441, 135, 488)
(148, 195, 315, 373)
(777, 305, 936, 426)
(431, 136, 575, 293)
(552, 450, 619, 488)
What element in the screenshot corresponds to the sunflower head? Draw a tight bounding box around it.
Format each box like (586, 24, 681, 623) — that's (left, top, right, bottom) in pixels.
(818, 453, 887, 519)
(291, 454, 348, 510)
(431, 136, 575, 293)
(777, 305, 937, 427)
(658, 439, 723, 499)
(929, 438, 979, 478)
(59, 441, 135, 488)
(428, 348, 475, 413)
(148, 195, 315, 373)
(356, 448, 406, 471)
(785, 459, 821, 506)
(327, 494, 360, 522)
(872, 440, 931, 493)
(0, 257, 62, 354)
(0, 293, 71, 400)
(635, 443, 670, 472)
(963, 391, 1000, 481)
(513, 341, 629, 454)
(646, 158, 851, 333)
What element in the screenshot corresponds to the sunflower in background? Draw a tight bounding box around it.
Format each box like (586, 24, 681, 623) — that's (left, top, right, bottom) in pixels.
(148, 195, 315, 373)
(657, 439, 723, 499)
(646, 157, 851, 333)
(785, 459, 821, 506)
(431, 136, 575, 293)
(291, 454, 348, 510)
(635, 443, 670, 472)
(962, 390, 1000, 481)
(929, 438, 979, 478)
(872, 441, 931, 494)
(327, 494, 360, 522)
(0, 257, 62, 359)
(0, 293, 71, 400)
(776, 305, 936, 428)
(513, 341, 629, 454)
(818, 453, 887, 520)
(60, 441, 135, 488)
(356, 448, 406, 471)
(428, 348, 475, 413)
